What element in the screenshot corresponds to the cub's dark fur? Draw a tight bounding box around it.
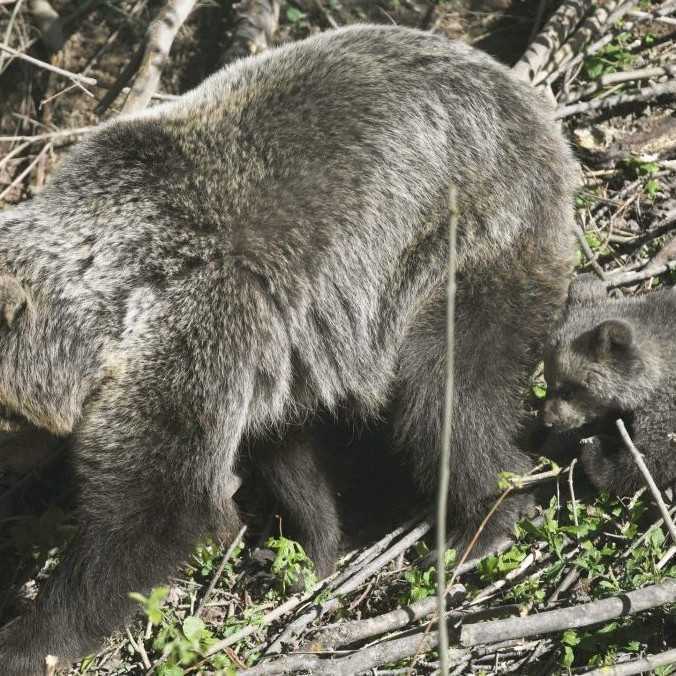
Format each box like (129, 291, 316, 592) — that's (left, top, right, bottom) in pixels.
(543, 276, 676, 494)
(0, 25, 577, 672)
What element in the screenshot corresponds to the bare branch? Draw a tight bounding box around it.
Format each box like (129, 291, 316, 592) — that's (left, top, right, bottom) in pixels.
(606, 260, 676, 288)
(533, 0, 641, 85)
(557, 80, 676, 118)
(310, 585, 466, 650)
(616, 419, 676, 545)
(121, 0, 197, 113)
(0, 43, 97, 88)
(460, 578, 676, 646)
(263, 519, 432, 655)
(561, 65, 676, 105)
(240, 630, 467, 676)
(582, 647, 676, 675)
(512, 0, 593, 82)
(195, 525, 247, 618)
(436, 184, 458, 676)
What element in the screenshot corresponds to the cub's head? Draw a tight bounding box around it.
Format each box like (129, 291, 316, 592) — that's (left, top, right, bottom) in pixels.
(543, 317, 654, 430)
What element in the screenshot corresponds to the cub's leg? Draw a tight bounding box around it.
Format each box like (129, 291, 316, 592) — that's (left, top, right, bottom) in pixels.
(253, 424, 341, 580)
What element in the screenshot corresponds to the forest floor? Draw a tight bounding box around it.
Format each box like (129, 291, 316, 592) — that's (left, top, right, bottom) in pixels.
(1, 0, 676, 674)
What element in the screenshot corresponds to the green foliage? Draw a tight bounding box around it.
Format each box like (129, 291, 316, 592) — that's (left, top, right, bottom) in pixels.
(286, 6, 307, 23)
(478, 544, 528, 582)
(403, 566, 436, 602)
(622, 156, 662, 200)
(532, 382, 547, 399)
(130, 585, 236, 674)
(583, 33, 634, 80)
(401, 550, 456, 604)
(129, 586, 169, 626)
(266, 535, 317, 594)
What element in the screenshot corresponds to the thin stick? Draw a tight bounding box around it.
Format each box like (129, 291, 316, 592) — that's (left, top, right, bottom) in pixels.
(0, 142, 50, 202)
(616, 419, 676, 545)
(436, 185, 458, 676)
(581, 647, 676, 675)
(195, 525, 246, 618)
(121, 0, 197, 113)
(557, 79, 676, 118)
(460, 578, 676, 646)
(568, 458, 579, 528)
(0, 43, 97, 87)
(561, 65, 676, 104)
(0, 0, 25, 72)
(0, 127, 93, 143)
(575, 225, 607, 280)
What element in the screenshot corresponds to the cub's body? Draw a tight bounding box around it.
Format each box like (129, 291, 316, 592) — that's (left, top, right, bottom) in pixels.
(543, 279, 676, 493)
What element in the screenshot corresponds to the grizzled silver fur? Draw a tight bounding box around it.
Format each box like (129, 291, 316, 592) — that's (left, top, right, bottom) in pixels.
(543, 276, 676, 494)
(0, 25, 577, 672)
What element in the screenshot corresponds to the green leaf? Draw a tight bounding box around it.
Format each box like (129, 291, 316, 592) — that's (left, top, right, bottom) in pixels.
(286, 6, 306, 23)
(183, 616, 206, 641)
(562, 629, 581, 646)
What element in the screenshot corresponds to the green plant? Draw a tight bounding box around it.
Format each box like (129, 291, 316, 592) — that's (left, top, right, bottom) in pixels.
(583, 33, 634, 80)
(266, 535, 317, 593)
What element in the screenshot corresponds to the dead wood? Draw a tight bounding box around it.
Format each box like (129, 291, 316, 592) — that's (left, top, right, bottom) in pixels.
(121, 0, 197, 113)
(460, 578, 676, 647)
(220, 0, 280, 67)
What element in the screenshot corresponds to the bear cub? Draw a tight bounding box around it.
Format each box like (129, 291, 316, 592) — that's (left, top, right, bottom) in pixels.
(543, 275, 676, 495)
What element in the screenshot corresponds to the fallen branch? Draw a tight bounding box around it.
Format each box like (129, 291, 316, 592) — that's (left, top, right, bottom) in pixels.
(512, 0, 593, 82)
(582, 647, 676, 675)
(263, 520, 432, 655)
(561, 65, 676, 105)
(534, 0, 641, 85)
(220, 0, 280, 67)
(310, 585, 466, 650)
(616, 419, 676, 545)
(575, 224, 608, 280)
(605, 260, 676, 287)
(121, 0, 197, 113)
(196, 517, 429, 665)
(460, 578, 676, 646)
(241, 629, 467, 676)
(557, 79, 676, 118)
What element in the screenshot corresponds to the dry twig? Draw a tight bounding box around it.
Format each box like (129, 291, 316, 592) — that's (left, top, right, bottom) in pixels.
(436, 184, 458, 675)
(616, 419, 676, 545)
(121, 0, 197, 113)
(195, 525, 247, 618)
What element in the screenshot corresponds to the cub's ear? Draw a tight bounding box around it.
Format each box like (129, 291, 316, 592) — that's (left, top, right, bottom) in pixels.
(593, 319, 634, 358)
(0, 274, 29, 327)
